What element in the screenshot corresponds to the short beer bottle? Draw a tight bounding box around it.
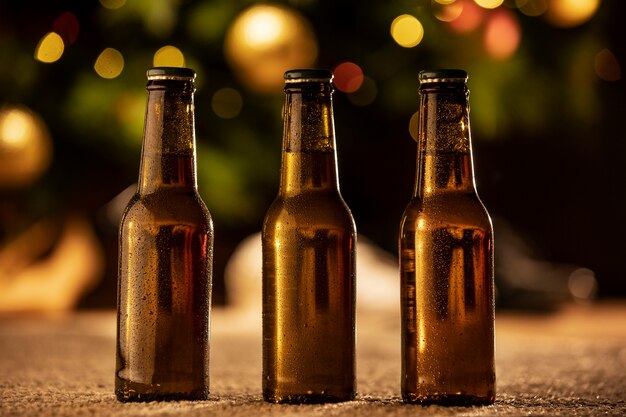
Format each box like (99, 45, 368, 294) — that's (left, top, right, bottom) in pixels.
(116, 67, 213, 402)
(262, 69, 357, 404)
(399, 69, 495, 405)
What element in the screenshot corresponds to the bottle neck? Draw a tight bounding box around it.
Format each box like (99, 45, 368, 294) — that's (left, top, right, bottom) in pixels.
(415, 83, 477, 197)
(280, 82, 340, 195)
(138, 80, 197, 194)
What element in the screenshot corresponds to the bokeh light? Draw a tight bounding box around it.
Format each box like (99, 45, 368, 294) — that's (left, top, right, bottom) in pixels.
(224, 4, 318, 94)
(333, 62, 364, 93)
(409, 111, 419, 141)
(484, 9, 521, 59)
(447, 0, 484, 32)
(34, 32, 64, 63)
(53, 12, 80, 45)
(153, 45, 185, 68)
(347, 76, 377, 106)
(544, 0, 601, 28)
(212, 88, 243, 119)
(94, 48, 124, 79)
(390, 14, 424, 48)
(0, 105, 53, 188)
(99, 0, 127, 10)
(433, 0, 464, 22)
(594, 48, 621, 82)
(475, 0, 504, 9)
(516, 0, 549, 17)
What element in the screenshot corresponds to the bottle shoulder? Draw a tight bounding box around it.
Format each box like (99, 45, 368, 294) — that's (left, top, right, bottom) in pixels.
(121, 191, 212, 227)
(263, 191, 355, 230)
(401, 192, 492, 230)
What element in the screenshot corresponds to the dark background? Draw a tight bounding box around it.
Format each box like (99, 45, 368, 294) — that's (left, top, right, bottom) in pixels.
(0, 0, 624, 310)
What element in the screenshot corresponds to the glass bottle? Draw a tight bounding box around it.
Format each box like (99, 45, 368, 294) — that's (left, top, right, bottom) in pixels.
(115, 67, 213, 402)
(262, 69, 357, 404)
(399, 69, 495, 405)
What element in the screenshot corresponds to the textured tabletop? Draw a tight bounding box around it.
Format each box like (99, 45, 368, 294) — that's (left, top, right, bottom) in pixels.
(0, 302, 625, 417)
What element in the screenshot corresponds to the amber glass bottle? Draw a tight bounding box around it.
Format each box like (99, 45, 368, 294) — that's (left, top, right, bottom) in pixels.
(262, 69, 356, 404)
(399, 69, 495, 405)
(115, 67, 213, 402)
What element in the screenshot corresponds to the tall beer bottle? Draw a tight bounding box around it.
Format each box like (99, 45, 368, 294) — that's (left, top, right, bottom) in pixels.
(399, 69, 495, 405)
(262, 69, 357, 404)
(115, 67, 213, 402)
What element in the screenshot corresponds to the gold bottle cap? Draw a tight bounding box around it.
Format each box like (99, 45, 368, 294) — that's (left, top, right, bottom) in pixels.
(284, 69, 333, 83)
(419, 69, 467, 84)
(147, 67, 196, 81)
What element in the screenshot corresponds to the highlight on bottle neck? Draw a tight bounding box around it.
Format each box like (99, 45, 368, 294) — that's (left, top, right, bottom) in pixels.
(284, 69, 333, 84)
(147, 67, 196, 82)
(419, 69, 467, 85)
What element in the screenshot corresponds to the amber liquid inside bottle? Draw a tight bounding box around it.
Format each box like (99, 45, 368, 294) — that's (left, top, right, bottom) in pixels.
(116, 71, 213, 402)
(262, 72, 356, 404)
(400, 73, 495, 406)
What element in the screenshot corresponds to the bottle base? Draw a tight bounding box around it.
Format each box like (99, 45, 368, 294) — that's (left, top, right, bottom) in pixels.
(263, 389, 355, 404)
(402, 392, 495, 406)
(115, 379, 209, 402)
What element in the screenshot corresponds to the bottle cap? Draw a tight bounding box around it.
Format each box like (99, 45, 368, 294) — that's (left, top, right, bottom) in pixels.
(147, 67, 196, 81)
(284, 69, 333, 83)
(419, 69, 467, 84)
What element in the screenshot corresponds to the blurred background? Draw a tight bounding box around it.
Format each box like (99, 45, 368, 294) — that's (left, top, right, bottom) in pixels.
(0, 0, 624, 313)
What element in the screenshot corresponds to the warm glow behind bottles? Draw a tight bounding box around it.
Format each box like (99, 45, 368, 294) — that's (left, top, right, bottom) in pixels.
(224, 5, 318, 94)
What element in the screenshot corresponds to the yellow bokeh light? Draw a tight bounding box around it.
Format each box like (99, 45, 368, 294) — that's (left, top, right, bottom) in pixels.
(99, 0, 126, 9)
(545, 0, 601, 27)
(0, 106, 53, 188)
(474, 0, 504, 9)
(94, 48, 124, 79)
(224, 4, 318, 94)
(391, 15, 424, 48)
(409, 111, 419, 141)
(34, 32, 64, 63)
(433, 0, 464, 22)
(153, 45, 185, 68)
(212, 88, 243, 119)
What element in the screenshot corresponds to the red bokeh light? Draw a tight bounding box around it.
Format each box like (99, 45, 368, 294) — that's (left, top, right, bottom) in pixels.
(333, 62, 364, 93)
(53, 12, 80, 45)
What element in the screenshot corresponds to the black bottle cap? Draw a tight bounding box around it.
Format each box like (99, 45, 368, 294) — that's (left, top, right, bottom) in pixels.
(147, 67, 196, 81)
(284, 69, 333, 83)
(419, 69, 467, 84)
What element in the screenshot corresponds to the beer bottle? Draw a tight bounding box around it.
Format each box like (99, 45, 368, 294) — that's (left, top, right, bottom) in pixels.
(262, 69, 357, 404)
(115, 67, 213, 402)
(399, 69, 495, 405)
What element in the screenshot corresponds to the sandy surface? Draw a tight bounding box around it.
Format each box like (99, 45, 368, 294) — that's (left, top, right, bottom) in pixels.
(1, 303, 625, 417)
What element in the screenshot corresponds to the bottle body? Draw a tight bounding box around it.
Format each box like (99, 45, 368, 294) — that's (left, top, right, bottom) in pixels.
(116, 67, 213, 402)
(399, 70, 495, 405)
(262, 70, 356, 403)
